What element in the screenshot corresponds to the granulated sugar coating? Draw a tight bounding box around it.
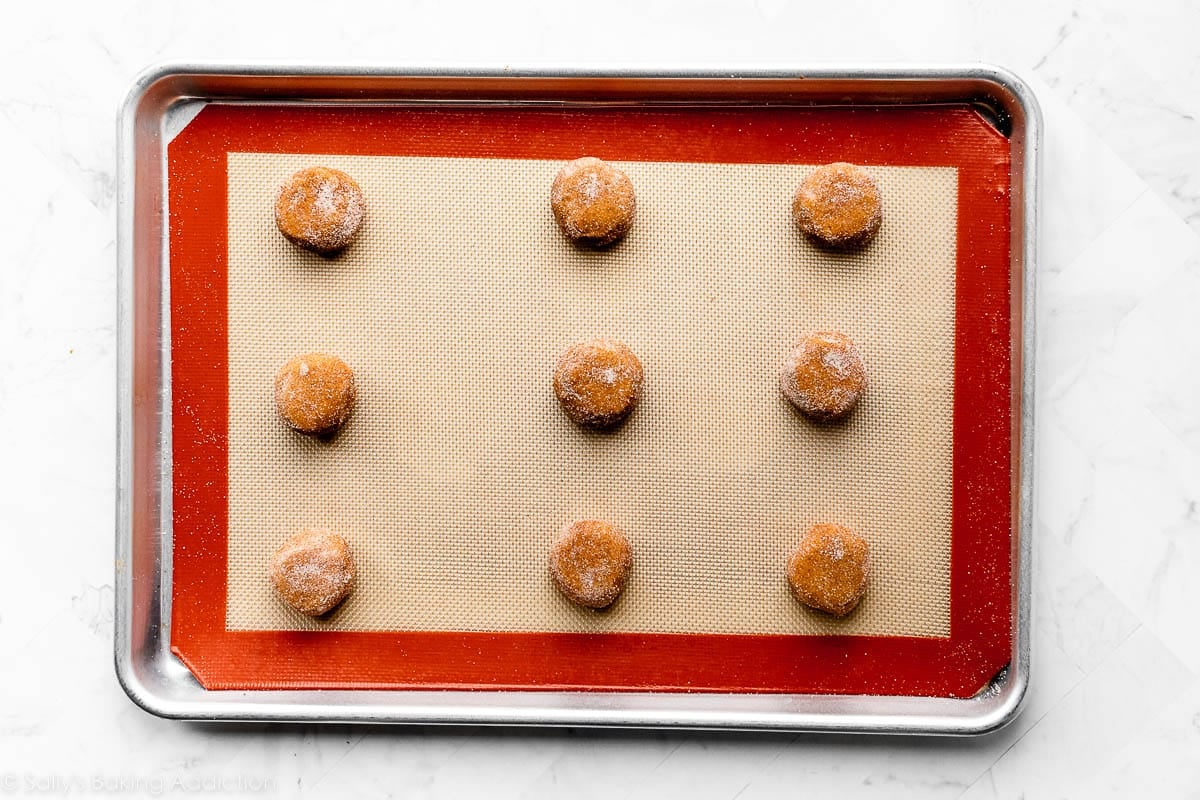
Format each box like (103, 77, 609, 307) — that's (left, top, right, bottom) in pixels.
(552, 337, 644, 429)
(550, 157, 636, 247)
(270, 528, 357, 617)
(274, 166, 366, 254)
(273, 353, 356, 435)
(779, 331, 867, 421)
(792, 162, 883, 249)
(786, 523, 871, 617)
(549, 520, 634, 609)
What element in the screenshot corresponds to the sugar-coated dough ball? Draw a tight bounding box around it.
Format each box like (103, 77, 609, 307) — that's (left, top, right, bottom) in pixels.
(550, 157, 636, 247)
(549, 520, 634, 609)
(786, 523, 870, 617)
(275, 166, 365, 254)
(270, 528, 357, 617)
(274, 353, 357, 435)
(553, 338, 644, 430)
(792, 162, 882, 249)
(779, 331, 866, 421)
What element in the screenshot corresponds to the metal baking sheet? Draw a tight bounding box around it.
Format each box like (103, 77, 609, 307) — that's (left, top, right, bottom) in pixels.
(116, 64, 1039, 732)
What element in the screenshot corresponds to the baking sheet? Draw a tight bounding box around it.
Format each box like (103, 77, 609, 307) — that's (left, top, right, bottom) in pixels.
(143, 84, 1028, 712)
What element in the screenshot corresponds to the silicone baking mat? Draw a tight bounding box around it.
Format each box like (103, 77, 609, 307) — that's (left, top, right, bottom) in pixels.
(168, 104, 1013, 696)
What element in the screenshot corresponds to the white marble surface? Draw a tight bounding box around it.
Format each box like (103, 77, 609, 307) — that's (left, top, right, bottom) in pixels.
(2, 1, 1199, 797)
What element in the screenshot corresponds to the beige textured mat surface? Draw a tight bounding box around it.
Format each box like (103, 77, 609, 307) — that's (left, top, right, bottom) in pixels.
(225, 153, 957, 637)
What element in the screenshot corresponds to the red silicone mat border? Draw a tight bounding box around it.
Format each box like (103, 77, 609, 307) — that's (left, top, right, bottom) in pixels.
(168, 104, 1013, 696)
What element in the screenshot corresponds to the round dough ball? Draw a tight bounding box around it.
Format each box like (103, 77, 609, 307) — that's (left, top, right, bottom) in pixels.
(274, 166, 365, 254)
(270, 528, 357, 617)
(550, 157, 636, 247)
(274, 353, 357, 435)
(549, 520, 634, 609)
(553, 338, 644, 429)
(792, 162, 882, 249)
(779, 331, 866, 421)
(786, 523, 870, 617)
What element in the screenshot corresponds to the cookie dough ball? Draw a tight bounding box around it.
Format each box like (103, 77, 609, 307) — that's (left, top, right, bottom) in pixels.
(779, 331, 866, 421)
(553, 338, 644, 429)
(274, 166, 365, 254)
(274, 353, 357, 436)
(550, 157, 636, 247)
(786, 523, 870, 617)
(270, 528, 356, 617)
(549, 520, 633, 609)
(792, 162, 882, 249)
